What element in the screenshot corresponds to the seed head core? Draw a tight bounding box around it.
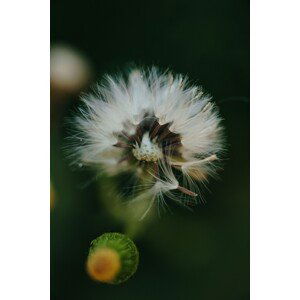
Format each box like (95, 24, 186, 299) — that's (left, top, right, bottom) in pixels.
(132, 132, 162, 162)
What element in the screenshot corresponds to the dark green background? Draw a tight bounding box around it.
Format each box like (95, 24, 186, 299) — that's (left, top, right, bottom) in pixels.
(51, 0, 249, 299)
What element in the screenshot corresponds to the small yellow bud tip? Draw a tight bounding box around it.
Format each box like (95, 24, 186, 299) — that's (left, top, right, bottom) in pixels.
(50, 183, 55, 210)
(86, 248, 121, 283)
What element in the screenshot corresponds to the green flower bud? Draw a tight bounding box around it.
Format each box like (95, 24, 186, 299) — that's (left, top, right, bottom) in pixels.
(86, 232, 139, 284)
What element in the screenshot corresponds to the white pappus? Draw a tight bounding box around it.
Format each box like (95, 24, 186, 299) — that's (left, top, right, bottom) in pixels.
(69, 67, 225, 216)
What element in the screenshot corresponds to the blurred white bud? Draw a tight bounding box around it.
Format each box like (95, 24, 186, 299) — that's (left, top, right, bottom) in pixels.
(51, 44, 92, 94)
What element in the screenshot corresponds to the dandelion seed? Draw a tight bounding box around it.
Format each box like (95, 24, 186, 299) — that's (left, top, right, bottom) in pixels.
(69, 67, 224, 215)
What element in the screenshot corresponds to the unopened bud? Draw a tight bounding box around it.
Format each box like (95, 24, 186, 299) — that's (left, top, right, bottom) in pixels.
(86, 233, 139, 284)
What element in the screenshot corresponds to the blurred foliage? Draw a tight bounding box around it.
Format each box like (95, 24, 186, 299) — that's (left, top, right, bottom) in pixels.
(51, 0, 249, 299)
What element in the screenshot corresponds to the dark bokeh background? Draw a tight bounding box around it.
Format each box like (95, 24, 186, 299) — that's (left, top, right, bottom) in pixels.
(51, 0, 249, 299)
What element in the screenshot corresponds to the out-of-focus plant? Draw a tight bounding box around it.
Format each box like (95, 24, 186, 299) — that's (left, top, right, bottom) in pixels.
(50, 182, 55, 210)
(50, 44, 93, 124)
(51, 44, 92, 99)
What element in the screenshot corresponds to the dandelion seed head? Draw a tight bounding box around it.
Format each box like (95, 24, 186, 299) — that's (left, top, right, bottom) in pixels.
(69, 67, 225, 216)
